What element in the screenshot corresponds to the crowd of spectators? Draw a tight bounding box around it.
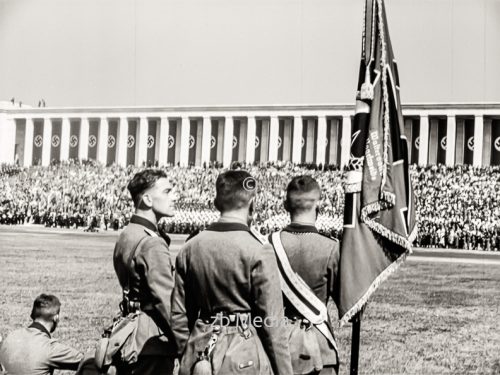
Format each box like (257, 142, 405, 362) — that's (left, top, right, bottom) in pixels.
(1, 160, 499, 250)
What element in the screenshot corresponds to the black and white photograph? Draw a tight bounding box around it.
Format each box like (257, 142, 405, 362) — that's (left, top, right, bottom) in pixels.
(0, 0, 499, 374)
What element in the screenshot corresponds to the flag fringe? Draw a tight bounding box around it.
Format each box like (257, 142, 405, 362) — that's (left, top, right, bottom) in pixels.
(339, 248, 410, 327)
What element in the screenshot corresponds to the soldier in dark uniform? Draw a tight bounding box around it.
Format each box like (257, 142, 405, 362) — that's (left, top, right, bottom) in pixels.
(113, 169, 178, 375)
(171, 170, 293, 375)
(267, 176, 340, 375)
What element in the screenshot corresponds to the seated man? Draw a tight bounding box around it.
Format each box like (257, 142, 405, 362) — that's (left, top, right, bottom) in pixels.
(0, 294, 83, 375)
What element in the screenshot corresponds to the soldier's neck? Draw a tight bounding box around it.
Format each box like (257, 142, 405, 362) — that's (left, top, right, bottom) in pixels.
(219, 211, 248, 226)
(134, 211, 159, 228)
(290, 212, 316, 226)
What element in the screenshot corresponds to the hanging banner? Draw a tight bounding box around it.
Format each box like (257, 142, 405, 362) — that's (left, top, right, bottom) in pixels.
(277, 119, 285, 161)
(106, 120, 118, 166)
(188, 120, 197, 166)
(167, 120, 177, 164)
(127, 120, 137, 166)
(147, 120, 158, 166)
(50, 120, 62, 162)
(232, 120, 241, 163)
(491, 120, 500, 165)
(463, 119, 475, 165)
(69, 120, 80, 159)
(209, 120, 218, 162)
(301, 119, 308, 163)
(32, 120, 44, 166)
(437, 118, 447, 164)
(410, 119, 420, 165)
(254, 120, 262, 163)
(87, 120, 99, 161)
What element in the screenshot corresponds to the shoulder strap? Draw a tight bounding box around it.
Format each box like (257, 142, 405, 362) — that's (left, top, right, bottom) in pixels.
(270, 231, 338, 352)
(124, 235, 151, 295)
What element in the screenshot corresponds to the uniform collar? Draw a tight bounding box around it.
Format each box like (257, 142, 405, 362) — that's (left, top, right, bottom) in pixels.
(130, 214, 158, 233)
(29, 321, 51, 338)
(283, 222, 318, 234)
(130, 214, 171, 246)
(207, 221, 250, 233)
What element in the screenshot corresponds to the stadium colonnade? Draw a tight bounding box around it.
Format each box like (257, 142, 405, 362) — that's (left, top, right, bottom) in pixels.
(1, 102, 500, 168)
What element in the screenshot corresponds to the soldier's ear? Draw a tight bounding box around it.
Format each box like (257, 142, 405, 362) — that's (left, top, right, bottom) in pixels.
(284, 199, 290, 213)
(141, 193, 153, 208)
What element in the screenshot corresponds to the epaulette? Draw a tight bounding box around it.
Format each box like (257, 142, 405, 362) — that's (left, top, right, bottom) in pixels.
(319, 232, 340, 242)
(144, 228, 158, 237)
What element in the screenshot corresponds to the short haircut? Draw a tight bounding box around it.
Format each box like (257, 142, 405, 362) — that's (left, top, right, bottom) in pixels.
(30, 294, 61, 321)
(214, 170, 257, 212)
(285, 175, 321, 214)
(127, 169, 168, 207)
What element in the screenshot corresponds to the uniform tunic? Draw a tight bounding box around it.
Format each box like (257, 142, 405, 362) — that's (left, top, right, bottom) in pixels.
(171, 221, 293, 375)
(272, 223, 340, 375)
(113, 214, 176, 374)
(0, 322, 83, 375)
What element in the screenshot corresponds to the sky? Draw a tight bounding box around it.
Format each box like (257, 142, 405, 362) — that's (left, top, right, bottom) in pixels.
(0, 0, 499, 107)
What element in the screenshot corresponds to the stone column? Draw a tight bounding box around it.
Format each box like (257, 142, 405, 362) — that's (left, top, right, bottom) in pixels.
(483, 118, 493, 166)
(60, 117, 71, 161)
(473, 115, 484, 167)
(24, 117, 34, 167)
(418, 115, 429, 166)
(268, 116, 279, 161)
(116, 117, 129, 167)
(292, 115, 303, 164)
(157, 116, 170, 166)
(445, 115, 456, 167)
(223, 116, 234, 167)
(0, 117, 16, 164)
(201, 116, 212, 165)
(316, 115, 327, 165)
(41, 118, 52, 166)
(180, 116, 190, 167)
(246, 116, 256, 164)
(79, 117, 89, 160)
(340, 115, 352, 168)
(97, 117, 108, 165)
(135, 117, 148, 166)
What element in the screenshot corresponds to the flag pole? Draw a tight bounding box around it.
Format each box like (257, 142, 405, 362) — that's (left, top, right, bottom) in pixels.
(350, 311, 362, 375)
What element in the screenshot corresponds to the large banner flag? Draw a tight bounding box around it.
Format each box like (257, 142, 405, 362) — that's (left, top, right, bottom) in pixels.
(336, 0, 416, 326)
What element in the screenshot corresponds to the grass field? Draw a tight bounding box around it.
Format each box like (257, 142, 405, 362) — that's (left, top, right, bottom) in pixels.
(1, 226, 499, 374)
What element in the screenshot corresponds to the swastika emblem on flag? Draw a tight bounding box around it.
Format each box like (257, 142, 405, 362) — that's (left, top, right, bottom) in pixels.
(88, 135, 97, 148)
(277, 136, 282, 149)
(189, 135, 196, 149)
(107, 135, 116, 148)
(70, 135, 78, 148)
(440, 136, 447, 151)
(232, 136, 238, 149)
(254, 136, 260, 149)
(34, 135, 43, 148)
(414, 136, 420, 150)
(168, 135, 175, 149)
(495, 137, 500, 152)
(301, 137, 305, 148)
(127, 135, 135, 148)
(147, 135, 155, 149)
(467, 136, 474, 151)
(51, 135, 60, 148)
(210, 135, 216, 149)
